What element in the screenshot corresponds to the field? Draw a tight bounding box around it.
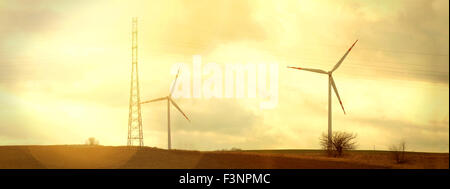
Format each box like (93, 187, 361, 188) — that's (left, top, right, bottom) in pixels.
(0, 145, 447, 169)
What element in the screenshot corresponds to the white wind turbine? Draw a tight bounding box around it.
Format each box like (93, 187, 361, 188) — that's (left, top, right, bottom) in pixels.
(141, 69, 190, 150)
(287, 40, 358, 149)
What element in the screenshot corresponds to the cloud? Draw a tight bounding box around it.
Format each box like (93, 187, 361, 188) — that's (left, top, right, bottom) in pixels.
(0, 0, 89, 85)
(0, 89, 47, 144)
(142, 98, 263, 134)
(353, 115, 449, 152)
(253, 0, 449, 83)
(141, 0, 266, 55)
(0, 2, 58, 34)
(344, 0, 449, 83)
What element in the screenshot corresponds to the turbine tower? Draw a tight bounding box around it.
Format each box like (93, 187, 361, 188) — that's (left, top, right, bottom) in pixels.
(127, 17, 144, 147)
(141, 68, 190, 150)
(287, 40, 358, 150)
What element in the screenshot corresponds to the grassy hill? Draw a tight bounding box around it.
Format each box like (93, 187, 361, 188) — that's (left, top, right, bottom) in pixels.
(0, 145, 447, 169)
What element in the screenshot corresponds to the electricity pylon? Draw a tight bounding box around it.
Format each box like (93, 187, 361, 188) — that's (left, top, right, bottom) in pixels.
(127, 17, 144, 147)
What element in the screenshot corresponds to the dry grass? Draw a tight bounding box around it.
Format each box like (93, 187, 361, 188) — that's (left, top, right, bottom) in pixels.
(0, 146, 447, 169)
(242, 150, 449, 169)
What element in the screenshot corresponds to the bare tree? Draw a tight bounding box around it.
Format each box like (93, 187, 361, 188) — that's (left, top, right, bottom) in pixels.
(86, 137, 99, 146)
(390, 140, 407, 164)
(320, 131, 357, 157)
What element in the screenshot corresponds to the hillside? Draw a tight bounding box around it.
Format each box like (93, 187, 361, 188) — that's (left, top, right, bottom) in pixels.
(0, 146, 447, 169)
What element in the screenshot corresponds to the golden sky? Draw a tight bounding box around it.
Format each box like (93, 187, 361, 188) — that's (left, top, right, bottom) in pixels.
(0, 0, 448, 152)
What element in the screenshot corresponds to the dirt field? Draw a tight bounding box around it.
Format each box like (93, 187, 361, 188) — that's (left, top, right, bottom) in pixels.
(0, 145, 447, 169)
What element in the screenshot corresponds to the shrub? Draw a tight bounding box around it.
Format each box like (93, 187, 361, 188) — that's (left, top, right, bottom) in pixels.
(390, 141, 407, 164)
(86, 137, 99, 146)
(320, 131, 357, 157)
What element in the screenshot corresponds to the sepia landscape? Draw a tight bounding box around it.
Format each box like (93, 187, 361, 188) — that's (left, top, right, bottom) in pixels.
(0, 0, 448, 170)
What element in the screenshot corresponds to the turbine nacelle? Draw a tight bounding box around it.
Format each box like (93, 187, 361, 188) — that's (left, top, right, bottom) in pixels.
(287, 39, 358, 115)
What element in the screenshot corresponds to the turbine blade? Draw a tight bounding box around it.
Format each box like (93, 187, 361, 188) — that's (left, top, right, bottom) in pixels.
(331, 39, 358, 73)
(169, 68, 181, 96)
(169, 98, 190, 122)
(330, 76, 346, 114)
(287, 66, 328, 74)
(140, 96, 168, 104)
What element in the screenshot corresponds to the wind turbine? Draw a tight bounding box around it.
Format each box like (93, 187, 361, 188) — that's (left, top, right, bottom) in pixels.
(287, 40, 358, 149)
(141, 69, 190, 150)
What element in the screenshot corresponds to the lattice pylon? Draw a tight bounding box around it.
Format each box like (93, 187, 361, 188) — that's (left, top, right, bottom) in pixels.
(127, 17, 144, 147)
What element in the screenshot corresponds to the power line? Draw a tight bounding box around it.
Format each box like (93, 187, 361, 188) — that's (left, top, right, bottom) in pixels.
(1, 39, 448, 86)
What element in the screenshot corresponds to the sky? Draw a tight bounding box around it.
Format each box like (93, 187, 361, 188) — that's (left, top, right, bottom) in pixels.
(0, 0, 448, 152)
